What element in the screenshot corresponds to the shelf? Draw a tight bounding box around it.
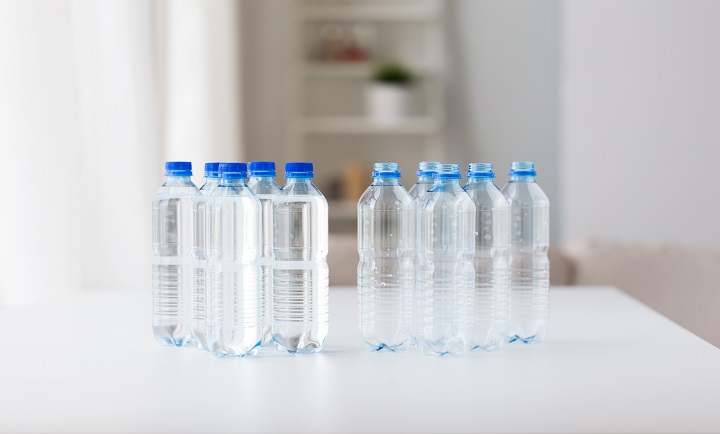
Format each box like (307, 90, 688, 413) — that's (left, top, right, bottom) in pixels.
(302, 62, 438, 78)
(303, 62, 372, 78)
(300, 117, 440, 135)
(301, 5, 441, 22)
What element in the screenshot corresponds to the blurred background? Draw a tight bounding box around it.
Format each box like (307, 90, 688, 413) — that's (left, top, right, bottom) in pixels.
(0, 0, 718, 344)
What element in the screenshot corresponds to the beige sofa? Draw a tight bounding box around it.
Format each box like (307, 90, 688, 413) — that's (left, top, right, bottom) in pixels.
(328, 234, 720, 348)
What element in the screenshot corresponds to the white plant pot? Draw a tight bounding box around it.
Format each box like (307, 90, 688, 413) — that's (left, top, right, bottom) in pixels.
(366, 83, 413, 124)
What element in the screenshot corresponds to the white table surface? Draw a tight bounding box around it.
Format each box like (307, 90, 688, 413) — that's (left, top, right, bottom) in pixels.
(0, 286, 719, 433)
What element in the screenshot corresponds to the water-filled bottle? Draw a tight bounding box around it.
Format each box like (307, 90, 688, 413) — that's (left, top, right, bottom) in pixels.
(502, 161, 550, 344)
(272, 162, 329, 353)
(464, 163, 509, 351)
(206, 162, 262, 357)
(415, 164, 475, 356)
(191, 162, 222, 350)
(357, 163, 414, 351)
(247, 161, 281, 346)
(152, 161, 198, 346)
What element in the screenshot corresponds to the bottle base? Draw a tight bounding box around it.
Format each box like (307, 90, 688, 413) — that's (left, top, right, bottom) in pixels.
(211, 341, 261, 358)
(508, 334, 544, 344)
(416, 337, 470, 357)
(364, 341, 410, 352)
(272, 335, 325, 354)
(153, 326, 193, 347)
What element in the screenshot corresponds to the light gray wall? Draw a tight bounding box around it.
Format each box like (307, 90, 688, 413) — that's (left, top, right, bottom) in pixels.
(446, 0, 561, 242)
(561, 0, 720, 244)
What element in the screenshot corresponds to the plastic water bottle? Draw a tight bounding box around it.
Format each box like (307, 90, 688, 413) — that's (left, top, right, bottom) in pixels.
(190, 162, 222, 350)
(152, 161, 198, 346)
(502, 161, 550, 344)
(416, 164, 476, 356)
(247, 161, 281, 346)
(272, 162, 329, 354)
(205, 162, 262, 357)
(464, 163, 509, 351)
(357, 163, 414, 351)
(408, 161, 442, 202)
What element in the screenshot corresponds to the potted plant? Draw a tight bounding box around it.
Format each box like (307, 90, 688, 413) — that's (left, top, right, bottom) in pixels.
(366, 62, 415, 123)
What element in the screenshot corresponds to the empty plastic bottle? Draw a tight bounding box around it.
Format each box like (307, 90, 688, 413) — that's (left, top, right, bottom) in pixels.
(408, 161, 442, 202)
(357, 163, 414, 351)
(190, 162, 222, 350)
(416, 164, 476, 356)
(247, 161, 281, 346)
(502, 161, 550, 344)
(152, 161, 198, 346)
(206, 163, 262, 357)
(272, 162, 329, 354)
(464, 163, 509, 351)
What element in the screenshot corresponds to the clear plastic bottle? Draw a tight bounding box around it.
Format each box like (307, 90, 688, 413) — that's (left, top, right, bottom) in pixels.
(246, 161, 281, 346)
(407, 161, 442, 202)
(272, 162, 329, 354)
(502, 161, 550, 344)
(206, 163, 262, 357)
(152, 161, 198, 346)
(357, 163, 414, 351)
(191, 162, 222, 351)
(464, 163, 509, 351)
(416, 164, 476, 356)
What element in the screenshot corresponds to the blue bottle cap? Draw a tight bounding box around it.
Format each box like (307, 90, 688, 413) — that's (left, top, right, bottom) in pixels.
(285, 162, 314, 178)
(249, 161, 276, 177)
(219, 162, 247, 179)
(417, 161, 442, 177)
(204, 162, 221, 178)
(372, 162, 401, 178)
(509, 161, 536, 176)
(467, 163, 495, 179)
(165, 161, 192, 176)
(434, 163, 462, 180)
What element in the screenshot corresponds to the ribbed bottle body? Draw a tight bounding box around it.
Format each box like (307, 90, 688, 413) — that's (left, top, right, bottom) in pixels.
(206, 186, 262, 357)
(464, 178, 509, 351)
(152, 177, 197, 346)
(247, 174, 281, 346)
(357, 177, 414, 351)
(272, 181, 329, 354)
(503, 172, 550, 344)
(191, 177, 220, 350)
(415, 176, 476, 356)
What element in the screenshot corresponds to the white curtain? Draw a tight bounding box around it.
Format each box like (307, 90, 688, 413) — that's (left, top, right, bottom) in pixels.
(0, 0, 242, 307)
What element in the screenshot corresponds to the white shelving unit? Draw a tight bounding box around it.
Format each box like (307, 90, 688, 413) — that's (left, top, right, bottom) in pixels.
(284, 0, 446, 231)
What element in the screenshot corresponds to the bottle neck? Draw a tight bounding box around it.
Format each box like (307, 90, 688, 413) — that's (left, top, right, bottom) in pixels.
(163, 175, 195, 186)
(285, 177, 313, 186)
(372, 176, 401, 186)
(509, 175, 536, 183)
(466, 177, 495, 185)
(219, 177, 246, 187)
(433, 177, 462, 186)
(417, 175, 434, 183)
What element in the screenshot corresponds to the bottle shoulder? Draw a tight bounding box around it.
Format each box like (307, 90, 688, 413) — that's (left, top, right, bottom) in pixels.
(465, 185, 509, 209)
(421, 185, 476, 212)
(502, 182, 550, 207)
(358, 184, 413, 210)
(247, 177, 281, 195)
